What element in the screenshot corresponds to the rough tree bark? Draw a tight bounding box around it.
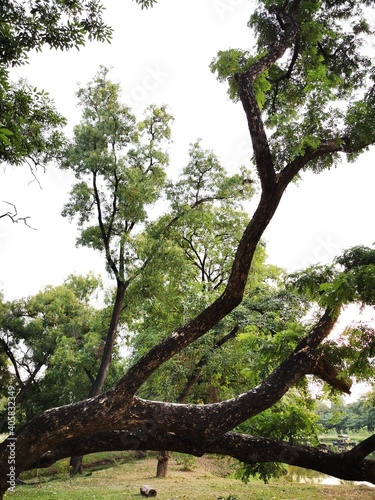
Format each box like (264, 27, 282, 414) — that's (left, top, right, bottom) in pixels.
(1, 2, 374, 497)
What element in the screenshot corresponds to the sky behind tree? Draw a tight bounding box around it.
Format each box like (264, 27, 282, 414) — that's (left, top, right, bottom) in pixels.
(1, 0, 374, 308)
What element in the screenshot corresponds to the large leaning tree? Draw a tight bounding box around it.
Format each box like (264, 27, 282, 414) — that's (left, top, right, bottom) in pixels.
(1, 0, 375, 495)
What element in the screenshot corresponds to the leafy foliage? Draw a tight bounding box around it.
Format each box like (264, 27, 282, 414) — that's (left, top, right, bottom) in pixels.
(0, 1, 112, 67)
(211, 0, 375, 172)
(0, 0, 112, 165)
(210, 50, 271, 107)
(0, 80, 67, 165)
(285, 246, 375, 397)
(287, 246, 375, 313)
(167, 140, 253, 211)
(317, 391, 375, 433)
(0, 275, 121, 427)
(62, 67, 173, 282)
(133, 0, 158, 8)
(236, 392, 320, 483)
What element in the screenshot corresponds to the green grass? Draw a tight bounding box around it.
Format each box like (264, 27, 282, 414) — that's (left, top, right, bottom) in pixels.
(4, 453, 374, 500)
(319, 430, 372, 441)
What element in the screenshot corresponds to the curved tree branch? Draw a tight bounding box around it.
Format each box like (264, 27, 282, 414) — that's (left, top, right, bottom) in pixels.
(346, 434, 375, 463)
(234, 3, 300, 190)
(28, 430, 375, 485)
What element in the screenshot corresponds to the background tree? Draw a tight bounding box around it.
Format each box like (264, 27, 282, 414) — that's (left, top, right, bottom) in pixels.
(0, 274, 113, 430)
(60, 66, 173, 472)
(61, 66, 173, 401)
(317, 391, 375, 434)
(61, 70, 252, 471)
(1, 1, 375, 495)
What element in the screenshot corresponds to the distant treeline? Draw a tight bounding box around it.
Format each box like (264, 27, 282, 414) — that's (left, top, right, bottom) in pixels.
(316, 393, 375, 433)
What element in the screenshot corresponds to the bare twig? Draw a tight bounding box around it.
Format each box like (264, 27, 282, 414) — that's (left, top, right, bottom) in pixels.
(0, 201, 36, 230)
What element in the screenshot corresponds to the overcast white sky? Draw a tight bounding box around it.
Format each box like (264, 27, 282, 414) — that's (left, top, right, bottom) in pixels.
(1, 0, 374, 327)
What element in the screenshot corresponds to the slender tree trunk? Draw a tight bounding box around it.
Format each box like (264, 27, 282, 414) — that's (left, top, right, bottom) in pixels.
(0, 356, 49, 432)
(70, 281, 127, 475)
(205, 385, 219, 404)
(155, 326, 239, 477)
(156, 450, 171, 478)
(89, 281, 127, 397)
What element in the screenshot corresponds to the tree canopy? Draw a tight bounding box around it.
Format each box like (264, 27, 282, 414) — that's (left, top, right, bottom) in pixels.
(0, 274, 122, 430)
(317, 391, 375, 434)
(0, 0, 375, 496)
(59, 66, 252, 401)
(0, 0, 113, 163)
(0, 0, 114, 226)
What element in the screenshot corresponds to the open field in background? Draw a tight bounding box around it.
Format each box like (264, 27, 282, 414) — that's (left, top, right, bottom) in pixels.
(320, 431, 372, 441)
(4, 452, 374, 500)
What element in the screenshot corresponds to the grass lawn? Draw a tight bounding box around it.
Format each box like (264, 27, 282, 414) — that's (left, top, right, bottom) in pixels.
(319, 431, 371, 441)
(4, 452, 374, 499)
